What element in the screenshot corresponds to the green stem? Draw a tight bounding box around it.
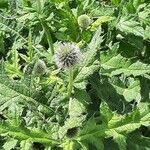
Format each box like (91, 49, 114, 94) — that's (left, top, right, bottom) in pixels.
(28, 29, 33, 62)
(68, 67, 74, 98)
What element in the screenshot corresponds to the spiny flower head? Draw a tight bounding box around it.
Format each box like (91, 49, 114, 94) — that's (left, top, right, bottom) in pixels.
(33, 59, 47, 75)
(54, 42, 81, 68)
(77, 14, 91, 28)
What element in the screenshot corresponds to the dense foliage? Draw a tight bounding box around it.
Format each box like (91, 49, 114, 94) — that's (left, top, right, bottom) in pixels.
(0, 0, 150, 149)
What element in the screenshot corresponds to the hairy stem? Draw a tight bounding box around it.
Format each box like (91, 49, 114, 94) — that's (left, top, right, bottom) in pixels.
(68, 67, 74, 98)
(28, 29, 33, 62)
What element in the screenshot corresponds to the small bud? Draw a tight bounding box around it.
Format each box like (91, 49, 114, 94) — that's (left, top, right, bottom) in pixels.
(77, 14, 91, 28)
(66, 127, 79, 138)
(33, 59, 47, 75)
(116, 34, 124, 40)
(54, 42, 81, 68)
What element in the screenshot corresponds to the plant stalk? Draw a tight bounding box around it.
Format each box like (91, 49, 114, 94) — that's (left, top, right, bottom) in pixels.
(28, 29, 33, 62)
(68, 67, 74, 98)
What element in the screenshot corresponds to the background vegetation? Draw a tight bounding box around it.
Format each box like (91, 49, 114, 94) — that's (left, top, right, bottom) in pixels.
(0, 0, 150, 149)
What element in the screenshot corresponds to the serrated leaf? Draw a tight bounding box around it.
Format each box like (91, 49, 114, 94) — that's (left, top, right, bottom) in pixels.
(111, 0, 121, 6)
(100, 102, 150, 150)
(74, 26, 102, 89)
(77, 119, 105, 150)
(62, 140, 77, 150)
(81, 26, 103, 67)
(100, 48, 150, 77)
(74, 81, 87, 90)
(127, 132, 150, 150)
(3, 138, 18, 150)
(0, 66, 53, 114)
(138, 4, 150, 25)
(113, 133, 126, 150)
(20, 140, 32, 150)
(77, 120, 106, 141)
(90, 16, 114, 31)
(59, 99, 86, 139)
(89, 137, 104, 150)
(110, 77, 141, 102)
(101, 102, 150, 136)
(0, 15, 42, 54)
(116, 17, 144, 37)
(68, 98, 86, 117)
(75, 60, 99, 83)
(144, 26, 150, 39)
(0, 121, 59, 145)
(74, 88, 91, 105)
(100, 101, 113, 124)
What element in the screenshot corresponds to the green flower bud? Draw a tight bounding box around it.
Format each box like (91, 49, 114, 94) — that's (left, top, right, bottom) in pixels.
(33, 59, 47, 76)
(66, 127, 79, 138)
(77, 14, 91, 28)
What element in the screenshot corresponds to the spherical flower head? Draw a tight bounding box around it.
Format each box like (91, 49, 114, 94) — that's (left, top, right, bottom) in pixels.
(54, 42, 81, 68)
(33, 59, 47, 75)
(77, 14, 91, 28)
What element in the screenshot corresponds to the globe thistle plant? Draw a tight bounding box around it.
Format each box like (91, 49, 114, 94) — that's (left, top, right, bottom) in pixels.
(54, 42, 81, 98)
(33, 59, 47, 76)
(77, 14, 91, 28)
